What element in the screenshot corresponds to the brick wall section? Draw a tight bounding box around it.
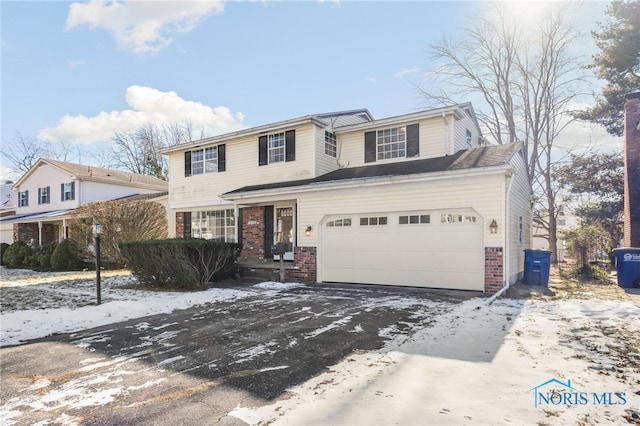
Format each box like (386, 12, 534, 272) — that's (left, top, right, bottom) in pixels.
(484, 247, 504, 292)
(15, 223, 38, 244)
(624, 93, 640, 247)
(286, 246, 317, 283)
(239, 206, 265, 262)
(175, 212, 185, 238)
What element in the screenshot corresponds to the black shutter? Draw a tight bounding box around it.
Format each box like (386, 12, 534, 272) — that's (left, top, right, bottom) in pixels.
(259, 136, 268, 166)
(70, 182, 75, 200)
(264, 206, 274, 258)
(183, 212, 192, 238)
(25, 190, 29, 207)
(38, 188, 42, 205)
(218, 144, 226, 172)
(61, 184, 64, 201)
(364, 131, 376, 163)
(237, 208, 243, 246)
(46, 186, 50, 203)
(184, 151, 192, 177)
(285, 130, 296, 162)
(407, 124, 419, 158)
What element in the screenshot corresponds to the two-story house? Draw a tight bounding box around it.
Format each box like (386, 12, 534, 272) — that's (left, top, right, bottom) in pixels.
(1, 159, 168, 246)
(162, 103, 532, 292)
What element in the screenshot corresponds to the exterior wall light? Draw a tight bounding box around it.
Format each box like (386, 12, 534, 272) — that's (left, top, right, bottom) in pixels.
(489, 219, 498, 234)
(305, 225, 312, 236)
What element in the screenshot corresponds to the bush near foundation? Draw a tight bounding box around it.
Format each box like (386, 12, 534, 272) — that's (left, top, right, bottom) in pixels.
(50, 239, 86, 271)
(119, 239, 240, 290)
(2, 242, 33, 268)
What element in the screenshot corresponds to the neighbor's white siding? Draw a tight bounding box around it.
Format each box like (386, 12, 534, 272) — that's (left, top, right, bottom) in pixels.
(314, 126, 342, 176)
(13, 165, 80, 213)
(453, 112, 482, 152)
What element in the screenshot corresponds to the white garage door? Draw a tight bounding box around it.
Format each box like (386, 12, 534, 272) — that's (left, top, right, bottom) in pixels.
(320, 210, 484, 291)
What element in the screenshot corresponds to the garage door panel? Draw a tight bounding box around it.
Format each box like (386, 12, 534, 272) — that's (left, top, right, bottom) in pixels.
(321, 211, 484, 291)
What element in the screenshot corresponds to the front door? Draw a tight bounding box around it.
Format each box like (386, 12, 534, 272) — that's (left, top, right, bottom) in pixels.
(275, 207, 294, 261)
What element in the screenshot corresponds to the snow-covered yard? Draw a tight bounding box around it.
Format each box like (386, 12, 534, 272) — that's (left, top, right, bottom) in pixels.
(1, 267, 640, 425)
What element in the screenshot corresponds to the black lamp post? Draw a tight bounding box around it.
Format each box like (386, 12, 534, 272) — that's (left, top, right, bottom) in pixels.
(94, 223, 102, 305)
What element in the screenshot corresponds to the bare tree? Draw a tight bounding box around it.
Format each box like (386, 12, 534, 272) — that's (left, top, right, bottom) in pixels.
(110, 121, 205, 179)
(1, 133, 55, 176)
(421, 2, 586, 262)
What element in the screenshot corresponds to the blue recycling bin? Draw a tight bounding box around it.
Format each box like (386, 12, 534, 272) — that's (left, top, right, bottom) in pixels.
(524, 249, 552, 286)
(613, 248, 640, 288)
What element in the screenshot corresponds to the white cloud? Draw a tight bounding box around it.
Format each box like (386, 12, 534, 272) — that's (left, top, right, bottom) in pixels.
(366, 77, 376, 83)
(38, 85, 245, 144)
(66, 0, 224, 54)
(395, 66, 421, 79)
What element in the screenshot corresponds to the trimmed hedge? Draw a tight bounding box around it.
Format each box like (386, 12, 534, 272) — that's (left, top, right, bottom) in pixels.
(119, 239, 240, 290)
(51, 239, 86, 271)
(2, 242, 33, 269)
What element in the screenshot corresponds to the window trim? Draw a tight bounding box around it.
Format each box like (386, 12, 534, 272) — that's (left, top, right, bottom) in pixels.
(38, 186, 50, 205)
(325, 131, 337, 158)
(18, 190, 28, 207)
(184, 144, 226, 177)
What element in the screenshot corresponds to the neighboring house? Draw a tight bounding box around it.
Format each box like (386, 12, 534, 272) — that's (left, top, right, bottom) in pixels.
(0, 181, 17, 244)
(533, 206, 581, 262)
(162, 104, 532, 292)
(0, 159, 168, 246)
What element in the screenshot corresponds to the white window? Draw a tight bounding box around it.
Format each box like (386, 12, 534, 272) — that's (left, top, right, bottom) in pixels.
(399, 214, 430, 225)
(377, 127, 406, 160)
(18, 190, 28, 207)
(441, 213, 477, 224)
(191, 209, 236, 242)
(268, 133, 286, 164)
(360, 216, 388, 226)
(325, 131, 337, 157)
(466, 130, 473, 149)
(38, 187, 50, 205)
(326, 218, 351, 227)
(62, 183, 74, 201)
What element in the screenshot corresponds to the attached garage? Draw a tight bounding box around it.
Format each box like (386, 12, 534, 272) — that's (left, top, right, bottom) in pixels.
(320, 209, 484, 291)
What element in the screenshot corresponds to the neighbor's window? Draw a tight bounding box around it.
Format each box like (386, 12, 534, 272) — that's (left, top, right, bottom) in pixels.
(38, 186, 50, 205)
(325, 131, 337, 157)
(191, 209, 236, 242)
(377, 127, 406, 160)
(466, 130, 473, 148)
(399, 214, 430, 225)
(18, 190, 28, 207)
(360, 216, 388, 226)
(62, 182, 75, 201)
(268, 133, 286, 164)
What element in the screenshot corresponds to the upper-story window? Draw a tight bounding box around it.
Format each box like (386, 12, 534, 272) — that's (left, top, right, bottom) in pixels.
(18, 190, 28, 207)
(377, 127, 406, 160)
(268, 133, 285, 163)
(184, 144, 226, 177)
(466, 130, 473, 149)
(61, 182, 75, 201)
(259, 130, 295, 166)
(364, 123, 419, 163)
(325, 131, 337, 157)
(38, 186, 50, 205)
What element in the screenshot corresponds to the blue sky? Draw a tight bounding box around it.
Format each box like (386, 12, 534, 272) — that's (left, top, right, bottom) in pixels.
(1, 1, 617, 179)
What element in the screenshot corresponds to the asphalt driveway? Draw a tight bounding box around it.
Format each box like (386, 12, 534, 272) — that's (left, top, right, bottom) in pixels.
(1, 283, 473, 425)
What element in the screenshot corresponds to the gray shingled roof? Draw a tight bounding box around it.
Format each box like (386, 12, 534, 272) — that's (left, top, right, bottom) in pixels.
(223, 143, 522, 197)
(44, 159, 168, 189)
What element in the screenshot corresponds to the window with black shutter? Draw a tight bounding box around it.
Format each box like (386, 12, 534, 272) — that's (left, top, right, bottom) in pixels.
(364, 131, 376, 163)
(407, 124, 419, 157)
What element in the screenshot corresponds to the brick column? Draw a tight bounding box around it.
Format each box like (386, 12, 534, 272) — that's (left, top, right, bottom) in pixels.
(239, 206, 265, 262)
(624, 93, 640, 247)
(484, 247, 504, 292)
(286, 246, 317, 283)
(175, 212, 185, 238)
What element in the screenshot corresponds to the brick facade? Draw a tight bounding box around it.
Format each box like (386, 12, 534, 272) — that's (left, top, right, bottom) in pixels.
(624, 93, 640, 247)
(286, 246, 317, 283)
(13, 223, 58, 246)
(175, 212, 185, 238)
(484, 247, 504, 292)
(239, 206, 266, 262)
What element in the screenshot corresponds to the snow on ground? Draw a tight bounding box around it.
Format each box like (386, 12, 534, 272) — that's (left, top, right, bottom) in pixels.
(2, 266, 640, 426)
(0, 267, 291, 347)
(231, 296, 640, 426)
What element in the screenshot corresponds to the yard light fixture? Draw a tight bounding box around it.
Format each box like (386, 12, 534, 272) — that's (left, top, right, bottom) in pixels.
(94, 223, 102, 305)
(489, 219, 498, 234)
(305, 225, 312, 236)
